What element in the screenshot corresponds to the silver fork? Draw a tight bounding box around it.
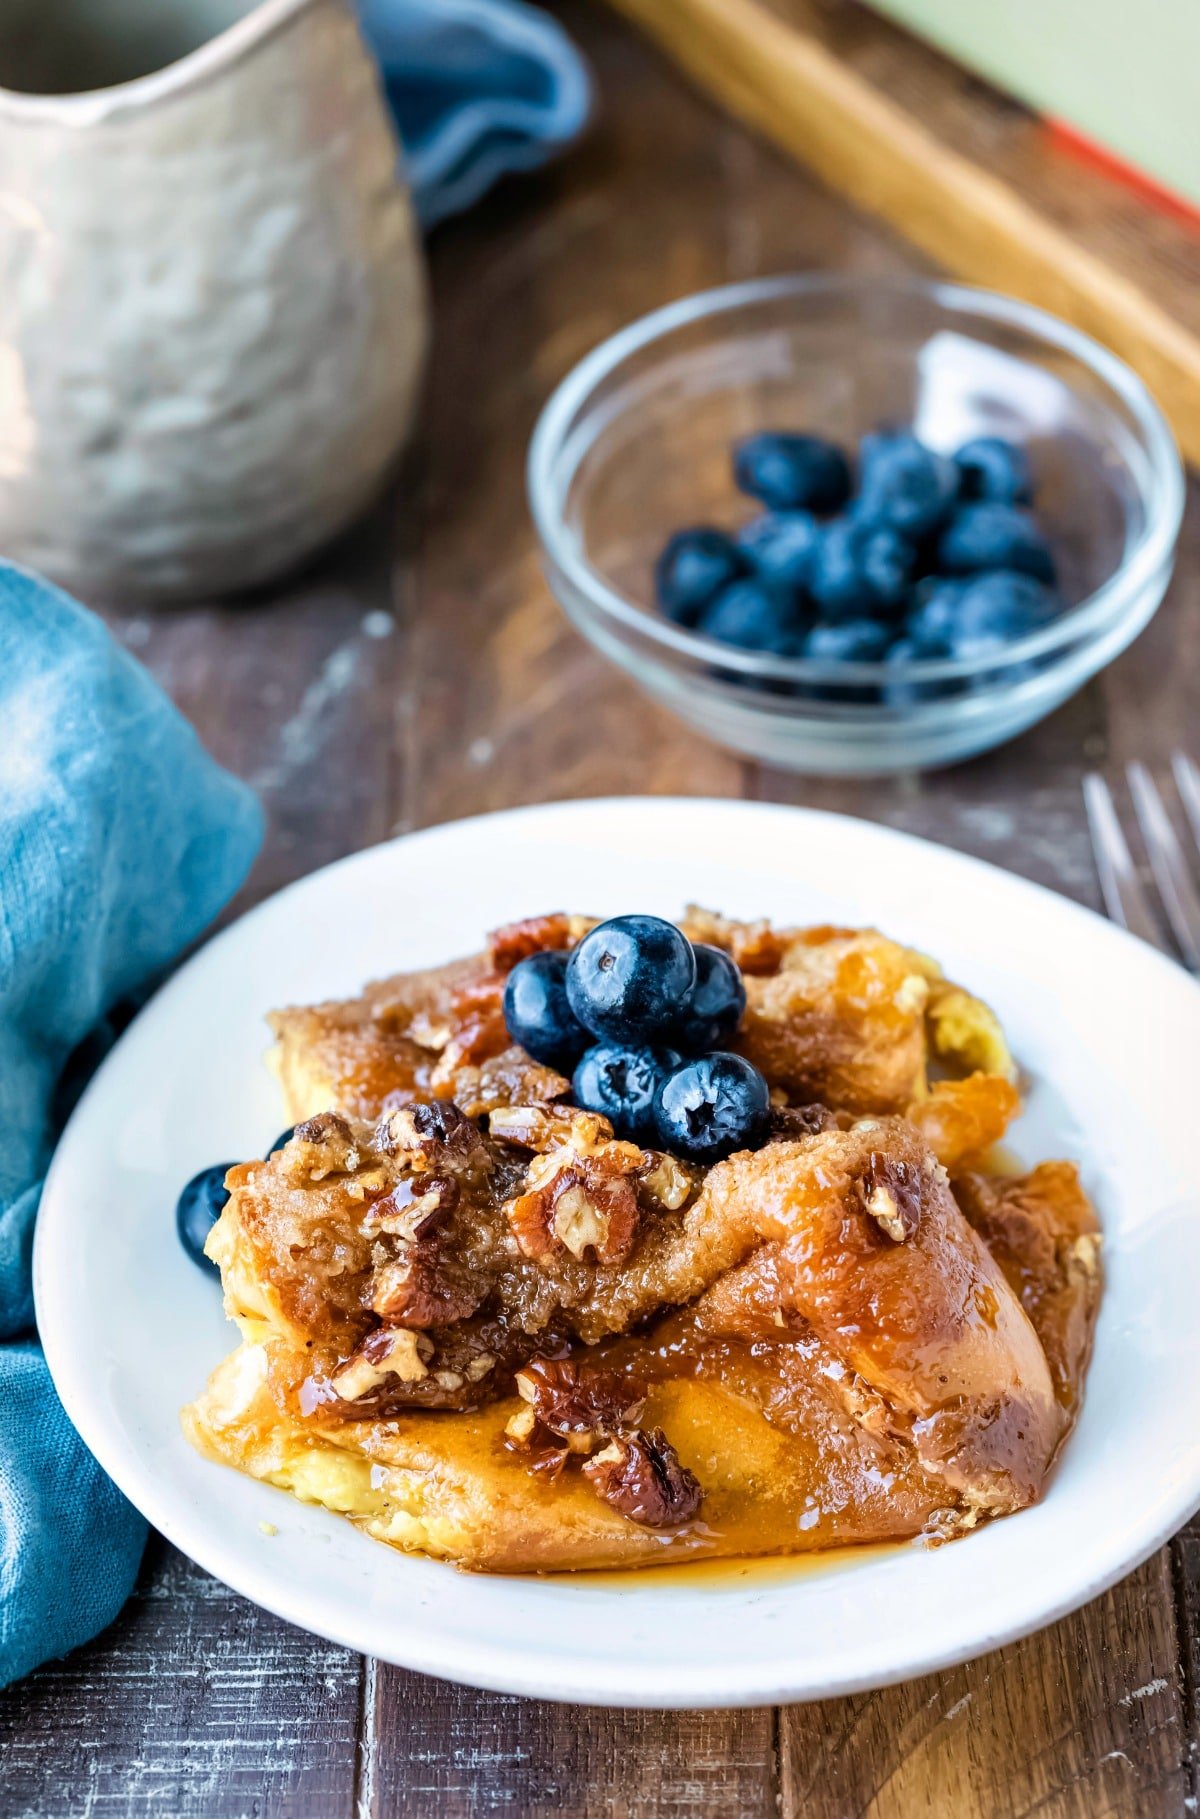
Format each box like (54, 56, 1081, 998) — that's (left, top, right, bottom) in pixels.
(1084, 754, 1200, 974)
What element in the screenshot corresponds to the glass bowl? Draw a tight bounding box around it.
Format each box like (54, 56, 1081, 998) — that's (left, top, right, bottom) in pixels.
(527, 275, 1183, 775)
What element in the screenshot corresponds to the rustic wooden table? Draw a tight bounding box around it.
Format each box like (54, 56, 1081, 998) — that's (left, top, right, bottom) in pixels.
(2, 6, 1197, 1814)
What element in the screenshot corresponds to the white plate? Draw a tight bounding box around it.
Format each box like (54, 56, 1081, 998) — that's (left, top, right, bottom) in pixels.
(35, 798, 1200, 1708)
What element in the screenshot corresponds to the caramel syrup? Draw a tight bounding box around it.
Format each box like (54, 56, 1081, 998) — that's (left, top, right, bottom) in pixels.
(534, 1539, 908, 1592)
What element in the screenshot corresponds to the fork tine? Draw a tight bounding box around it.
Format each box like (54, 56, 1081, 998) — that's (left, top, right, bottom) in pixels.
(1127, 762, 1200, 971)
(1172, 752, 1200, 856)
(1083, 773, 1172, 952)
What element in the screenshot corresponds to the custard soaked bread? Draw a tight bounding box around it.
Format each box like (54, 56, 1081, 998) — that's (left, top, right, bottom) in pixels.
(184, 909, 1099, 1572)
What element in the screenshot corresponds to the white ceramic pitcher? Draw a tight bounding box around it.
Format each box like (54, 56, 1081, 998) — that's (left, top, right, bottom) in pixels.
(0, 0, 428, 603)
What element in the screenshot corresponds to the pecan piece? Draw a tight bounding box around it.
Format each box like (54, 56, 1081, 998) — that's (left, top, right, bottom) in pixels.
(469, 1048, 570, 1117)
(488, 912, 576, 971)
(430, 1008, 510, 1089)
(859, 1152, 923, 1242)
(502, 1404, 570, 1479)
(515, 1357, 646, 1453)
(370, 1251, 481, 1328)
(364, 1174, 458, 1240)
(489, 1102, 614, 1153)
(280, 1111, 360, 1181)
(372, 1099, 484, 1172)
(507, 1158, 639, 1265)
(583, 1428, 703, 1528)
(638, 1150, 697, 1211)
(769, 1103, 840, 1140)
(331, 1326, 432, 1400)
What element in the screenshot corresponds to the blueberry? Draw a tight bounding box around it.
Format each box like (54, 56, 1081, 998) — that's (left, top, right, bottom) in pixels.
(572, 1043, 681, 1143)
(735, 512, 820, 594)
(699, 580, 805, 654)
(567, 915, 697, 1045)
(177, 1163, 238, 1273)
(954, 436, 1033, 506)
(733, 433, 852, 514)
(881, 638, 954, 708)
(857, 431, 958, 538)
(654, 1053, 771, 1162)
(673, 944, 746, 1051)
(808, 518, 916, 620)
(503, 950, 589, 1069)
(655, 527, 746, 626)
(936, 503, 1056, 584)
(939, 571, 1061, 659)
(802, 618, 894, 662)
(907, 570, 1059, 663)
(906, 578, 964, 655)
(267, 1127, 295, 1157)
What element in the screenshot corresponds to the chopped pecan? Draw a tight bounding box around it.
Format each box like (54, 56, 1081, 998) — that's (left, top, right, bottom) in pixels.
(506, 1157, 639, 1265)
(364, 1174, 458, 1240)
(469, 1048, 570, 1117)
(280, 1112, 360, 1181)
(331, 1326, 432, 1400)
(859, 1153, 923, 1242)
(515, 1356, 646, 1452)
(294, 1111, 353, 1145)
(488, 913, 575, 971)
(372, 1099, 484, 1172)
(502, 1404, 570, 1479)
(582, 1428, 703, 1528)
(638, 1150, 697, 1211)
(371, 1247, 480, 1327)
(406, 1010, 453, 1050)
(490, 1102, 614, 1153)
(769, 1103, 840, 1140)
(429, 1009, 510, 1090)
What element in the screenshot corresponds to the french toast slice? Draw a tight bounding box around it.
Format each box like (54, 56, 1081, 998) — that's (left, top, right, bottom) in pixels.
(184, 909, 1094, 1573)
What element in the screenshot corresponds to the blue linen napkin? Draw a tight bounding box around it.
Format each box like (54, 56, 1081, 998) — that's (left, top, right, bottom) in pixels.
(359, 0, 592, 225)
(0, 567, 262, 1687)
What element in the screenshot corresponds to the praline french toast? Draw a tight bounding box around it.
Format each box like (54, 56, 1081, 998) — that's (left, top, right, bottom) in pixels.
(183, 908, 1099, 1572)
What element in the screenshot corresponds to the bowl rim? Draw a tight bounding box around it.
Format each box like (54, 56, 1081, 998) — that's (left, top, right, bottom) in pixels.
(527, 272, 1185, 689)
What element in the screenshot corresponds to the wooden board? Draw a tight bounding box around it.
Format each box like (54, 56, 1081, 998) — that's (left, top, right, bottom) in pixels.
(0, 3, 1197, 1811)
(602, 0, 1200, 464)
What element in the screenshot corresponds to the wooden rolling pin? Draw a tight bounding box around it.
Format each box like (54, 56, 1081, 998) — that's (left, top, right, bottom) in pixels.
(604, 0, 1200, 464)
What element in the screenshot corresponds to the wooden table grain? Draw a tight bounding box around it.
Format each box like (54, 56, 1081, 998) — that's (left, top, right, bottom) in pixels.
(2, 6, 1197, 1814)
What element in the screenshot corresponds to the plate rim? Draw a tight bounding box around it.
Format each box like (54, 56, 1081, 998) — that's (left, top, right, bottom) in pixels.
(34, 794, 1200, 1707)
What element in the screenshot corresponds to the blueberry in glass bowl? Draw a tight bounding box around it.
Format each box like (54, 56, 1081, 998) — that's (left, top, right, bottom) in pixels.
(732, 432, 851, 514)
(736, 511, 820, 592)
(655, 526, 746, 627)
(807, 518, 916, 622)
(699, 579, 806, 655)
(955, 435, 1033, 506)
(529, 274, 1182, 775)
(936, 503, 1057, 585)
(856, 430, 958, 539)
